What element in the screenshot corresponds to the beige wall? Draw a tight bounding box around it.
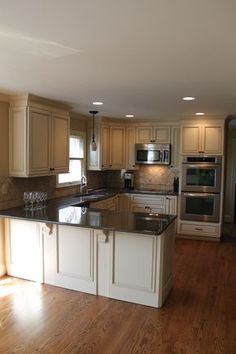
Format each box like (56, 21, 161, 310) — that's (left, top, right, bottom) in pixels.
(224, 125, 236, 222)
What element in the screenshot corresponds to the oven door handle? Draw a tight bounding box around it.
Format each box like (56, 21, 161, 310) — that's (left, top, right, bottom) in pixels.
(182, 192, 219, 197)
(185, 164, 221, 168)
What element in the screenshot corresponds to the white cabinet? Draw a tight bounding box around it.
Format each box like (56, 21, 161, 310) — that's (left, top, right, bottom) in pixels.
(125, 126, 136, 170)
(5, 219, 43, 282)
(9, 95, 70, 177)
(165, 196, 177, 215)
(181, 121, 224, 155)
(177, 220, 220, 240)
(130, 194, 177, 215)
(44, 224, 97, 294)
(90, 194, 120, 211)
(87, 121, 125, 170)
(136, 125, 170, 143)
(107, 221, 175, 307)
(170, 126, 180, 169)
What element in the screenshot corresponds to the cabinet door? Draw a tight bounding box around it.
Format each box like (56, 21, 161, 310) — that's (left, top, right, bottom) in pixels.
(101, 125, 110, 169)
(44, 225, 97, 294)
(29, 108, 51, 176)
(108, 231, 159, 307)
(109, 126, 125, 169)
(5, 219, 43, 282)
(170, 126, 180, 169)
(130, 194, 166, 213)
(9, 107, 28, 177)
(126, 127, 136, 170)
(51, 113, 69, 173)
(136, 126, 153, 143)
(153, 127, 170, 143)
(165, 196, 177, 215)
(202, 125, 224, 155)
(181, 125, 201, 154)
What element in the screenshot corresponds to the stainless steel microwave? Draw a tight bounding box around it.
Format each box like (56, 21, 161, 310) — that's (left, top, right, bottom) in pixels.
(135, 143, 171, 165)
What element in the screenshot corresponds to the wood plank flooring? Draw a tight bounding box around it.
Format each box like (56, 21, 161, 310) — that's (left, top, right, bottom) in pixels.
(1, 238, 236, 354)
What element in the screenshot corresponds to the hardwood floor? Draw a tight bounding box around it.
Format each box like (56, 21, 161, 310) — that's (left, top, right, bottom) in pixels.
(1, 238, 236, 354)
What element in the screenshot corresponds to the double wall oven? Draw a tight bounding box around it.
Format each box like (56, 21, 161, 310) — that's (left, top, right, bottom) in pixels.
(181, 156, 222, 222)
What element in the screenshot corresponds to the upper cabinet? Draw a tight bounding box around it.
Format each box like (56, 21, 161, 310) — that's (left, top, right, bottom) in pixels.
(125, 126, 136, 170)
(136, 125, 170, 143)
(87, 120, 125, 170)
(9, 94, 70, 177)
(181, 120, 224, 155)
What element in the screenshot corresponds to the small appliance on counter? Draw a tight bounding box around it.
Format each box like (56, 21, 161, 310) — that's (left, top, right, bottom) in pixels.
(124, 172, 134, 190)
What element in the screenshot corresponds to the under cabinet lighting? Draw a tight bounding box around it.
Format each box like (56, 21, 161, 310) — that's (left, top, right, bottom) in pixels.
(195, 112, 205, 116)
(182, 96, 195, 101)
(125, 114, 134, 118)
(93, 101, 103, 105)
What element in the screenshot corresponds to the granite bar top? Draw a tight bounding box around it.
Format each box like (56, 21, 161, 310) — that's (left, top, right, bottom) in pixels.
(0, 188, 177, 235)
(0, 202, 176, 236)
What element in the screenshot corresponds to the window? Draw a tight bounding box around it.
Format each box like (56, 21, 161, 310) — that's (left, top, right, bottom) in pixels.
(57, 131, 86, 187)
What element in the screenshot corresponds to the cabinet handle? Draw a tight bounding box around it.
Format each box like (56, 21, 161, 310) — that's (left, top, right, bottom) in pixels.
(50, 168, 55, 171)
(195, 227, 203, 231)
(110, 164, 112, 167)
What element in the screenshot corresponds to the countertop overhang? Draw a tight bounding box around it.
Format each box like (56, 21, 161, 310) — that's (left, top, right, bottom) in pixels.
(0, 189, 177, 236)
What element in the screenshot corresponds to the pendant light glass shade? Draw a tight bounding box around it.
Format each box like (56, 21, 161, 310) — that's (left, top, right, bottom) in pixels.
(89, 110, 98, 151)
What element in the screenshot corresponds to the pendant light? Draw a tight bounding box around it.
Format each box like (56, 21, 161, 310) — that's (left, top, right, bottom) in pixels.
(89, 110, 98, 151)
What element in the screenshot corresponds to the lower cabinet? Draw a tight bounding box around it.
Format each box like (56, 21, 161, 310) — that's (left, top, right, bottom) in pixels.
(177, 220, 220, 240)
(43, 224, 97, 294)
(130, 194, 177, 215)
(5, 219, 43, 282)
(5, 218, 176, 307)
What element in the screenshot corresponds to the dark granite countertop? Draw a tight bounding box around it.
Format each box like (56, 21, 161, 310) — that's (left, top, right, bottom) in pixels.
(0, 197, 176, 237)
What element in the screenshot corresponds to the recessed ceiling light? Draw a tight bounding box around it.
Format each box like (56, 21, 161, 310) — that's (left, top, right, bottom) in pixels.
(125, 114, 134, 118)
(195, 112, 205, 116)
(182, 96, 195, 101)
(93, 101, 103, 105)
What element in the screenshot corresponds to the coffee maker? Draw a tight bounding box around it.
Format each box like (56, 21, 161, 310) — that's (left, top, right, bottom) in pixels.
(124, 172, 134, 190)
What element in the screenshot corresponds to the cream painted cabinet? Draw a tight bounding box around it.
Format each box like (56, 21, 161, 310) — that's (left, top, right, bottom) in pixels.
(165, 196, 177, 215)
(109, 125, 126, 169)
(130, 194, 177, 215)
(125, 126, 136, 170)
(136, 126, 170, 143)
(87, 122, 125, 170)
(181, 122, 224, 155)
(170, 126, 180, 169)
(5, 219, 44, 282)
(9, 96, 70, 177)
(44, 224, 97, 294)
(90, 194, 120, 211)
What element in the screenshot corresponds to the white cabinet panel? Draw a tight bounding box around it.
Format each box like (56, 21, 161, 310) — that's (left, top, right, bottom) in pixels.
(9, 95, 70, 177)
(5, 219, 43, 282)
(44, 225, 97, 294)
(112, 233, 156, 291)
(181, 121, 224, 155)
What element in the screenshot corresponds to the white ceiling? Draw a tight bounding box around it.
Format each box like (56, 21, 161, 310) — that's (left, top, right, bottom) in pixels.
(0, 0, 236, 121)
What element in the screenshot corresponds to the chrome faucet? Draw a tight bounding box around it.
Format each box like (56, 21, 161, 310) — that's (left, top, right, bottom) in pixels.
(80, 175, 88, 195)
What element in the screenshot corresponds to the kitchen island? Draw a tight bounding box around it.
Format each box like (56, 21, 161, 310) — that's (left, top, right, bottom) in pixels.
(0, 199, 176, 308)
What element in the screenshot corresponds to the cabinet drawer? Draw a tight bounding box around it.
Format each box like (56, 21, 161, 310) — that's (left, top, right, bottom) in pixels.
(130, 194, 166, 206)
(178, 221, 220, 237)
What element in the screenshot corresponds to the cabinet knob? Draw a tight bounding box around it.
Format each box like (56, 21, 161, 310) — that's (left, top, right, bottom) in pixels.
(110, 164, 112, 167)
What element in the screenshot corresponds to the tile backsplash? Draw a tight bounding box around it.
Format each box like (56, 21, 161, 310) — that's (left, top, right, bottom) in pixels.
(0, 166, 178, 210)
(0, 171, 104, 210)
(104, 166, 178, 191)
